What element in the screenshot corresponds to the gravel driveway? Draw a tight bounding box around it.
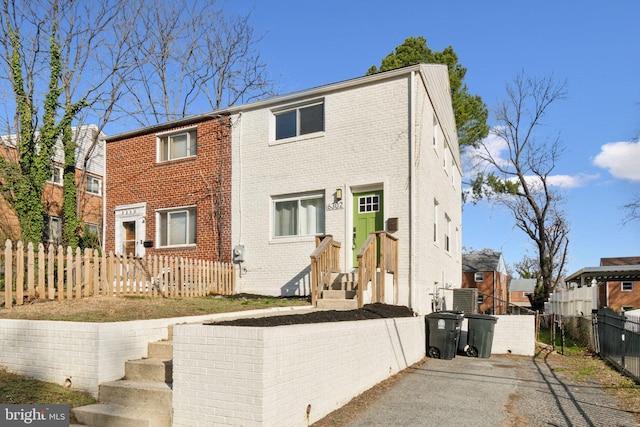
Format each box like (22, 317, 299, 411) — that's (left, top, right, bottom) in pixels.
(314, 350, 639, 427)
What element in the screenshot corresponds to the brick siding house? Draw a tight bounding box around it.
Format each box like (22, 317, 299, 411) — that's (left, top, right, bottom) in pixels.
(105, 116, 232, 262)
(105, 64, 462, 314)
(566, 257, 640, 312)
(462, 249, 509, 314)
(509, 278, 536, 310)
(0, 124, 105, 244)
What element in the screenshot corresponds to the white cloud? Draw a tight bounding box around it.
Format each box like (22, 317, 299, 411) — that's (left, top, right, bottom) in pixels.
(546, 173, 600, 188)
(593, 141, 640, 181)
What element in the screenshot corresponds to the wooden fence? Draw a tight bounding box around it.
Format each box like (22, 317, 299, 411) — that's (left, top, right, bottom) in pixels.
(2, 240, 236, 308)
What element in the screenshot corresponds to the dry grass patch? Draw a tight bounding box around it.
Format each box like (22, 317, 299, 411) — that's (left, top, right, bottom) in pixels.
(0, 294, 310, 322)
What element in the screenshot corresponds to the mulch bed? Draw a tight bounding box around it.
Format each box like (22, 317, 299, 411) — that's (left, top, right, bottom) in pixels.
(207, 303, 416, 327)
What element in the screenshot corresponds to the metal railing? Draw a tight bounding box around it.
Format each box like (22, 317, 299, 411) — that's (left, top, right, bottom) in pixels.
(595, 308, 640, 383)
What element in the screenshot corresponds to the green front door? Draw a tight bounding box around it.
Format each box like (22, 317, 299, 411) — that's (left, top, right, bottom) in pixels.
(352, 191, 383, 265)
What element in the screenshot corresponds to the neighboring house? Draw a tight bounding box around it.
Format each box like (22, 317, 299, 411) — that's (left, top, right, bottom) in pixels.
(105, 64, 462, 314)
(0, 124, 105, 245)
(462, 249, 509, 314)
(105, 117, 232, 261)
(509, 278, 536, 310)
(565, 256, 640, 312)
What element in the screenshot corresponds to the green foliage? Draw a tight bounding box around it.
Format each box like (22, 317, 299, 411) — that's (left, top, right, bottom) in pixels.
(367, 36, 489, 149)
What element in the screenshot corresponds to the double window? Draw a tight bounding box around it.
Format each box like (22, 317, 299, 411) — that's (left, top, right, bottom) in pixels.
(157, 207, 196, 247)
(275, 102, 324, 140)
(158, 128, 197, 162)
(86, 175, 101, 195)
(273, 193, 325, 237)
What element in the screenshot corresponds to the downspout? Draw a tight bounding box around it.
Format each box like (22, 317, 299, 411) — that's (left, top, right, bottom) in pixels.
(408, 71, 416, 311)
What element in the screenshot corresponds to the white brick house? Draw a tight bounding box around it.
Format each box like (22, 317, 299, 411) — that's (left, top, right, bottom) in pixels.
(228, 64, 462, 314)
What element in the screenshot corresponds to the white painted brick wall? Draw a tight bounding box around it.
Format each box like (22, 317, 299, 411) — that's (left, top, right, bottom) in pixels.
(231, 66, 461, 315)
(0, 307, 311, 396)
(492, 315, 536, 356)
(172, 316, 426, 427)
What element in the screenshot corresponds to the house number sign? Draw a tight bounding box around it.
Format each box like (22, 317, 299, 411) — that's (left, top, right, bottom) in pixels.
(327, 201, 344, 211)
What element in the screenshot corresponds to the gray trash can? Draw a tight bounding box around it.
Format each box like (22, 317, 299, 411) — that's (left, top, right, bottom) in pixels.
(464, 313, 498, 358)
(426, 311, 463, 360)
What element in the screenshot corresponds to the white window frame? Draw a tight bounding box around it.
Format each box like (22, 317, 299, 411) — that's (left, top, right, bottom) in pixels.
(432, 117, 439, 148)
(86, 175, 102, 195)
(84, 222, 101, 236)
(157, 127, 197, 162)
(433, 200, 439, 243)
(48, 165, 63, 185)
(621, 281, 634, 292)
(156, 206, 197, 248)
(478, 294, 485, 303)
(444, 214, 451, 252)
(474, 272, 485, 282)
(44, 215, 62, 244)
(273, 100, 324, 142)
(272, 192, 325, 238)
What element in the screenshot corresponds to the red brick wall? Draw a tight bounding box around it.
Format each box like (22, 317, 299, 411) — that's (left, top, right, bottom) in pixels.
(462, 271, 508, 314)
(105, 117, 232, 262)
(0, 147, 103, 241)
(605, 281, 640, 311)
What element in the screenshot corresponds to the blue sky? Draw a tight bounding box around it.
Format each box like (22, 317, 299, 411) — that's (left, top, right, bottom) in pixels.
(223, 0, 640, 276)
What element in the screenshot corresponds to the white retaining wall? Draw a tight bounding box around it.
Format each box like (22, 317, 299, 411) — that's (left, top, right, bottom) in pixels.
(0, 306, 311, 397)
(492, 315, 536, 356)
(172, 316, 426, 427)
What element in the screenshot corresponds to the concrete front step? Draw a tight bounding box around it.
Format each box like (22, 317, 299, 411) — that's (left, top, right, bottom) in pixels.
(99, 380, 172, 411)
(322, 289, 356, 299)
(73, 403, 171, 427)
(316, 298, 359, 310)
(125, 358, 172, 383)
(147, 340, 173, 360)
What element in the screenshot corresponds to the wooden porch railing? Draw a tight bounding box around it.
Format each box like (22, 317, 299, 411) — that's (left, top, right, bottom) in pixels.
(1, 240, 236, 308)
(309, 235, 341, 307)
(357, 231, 399, 308)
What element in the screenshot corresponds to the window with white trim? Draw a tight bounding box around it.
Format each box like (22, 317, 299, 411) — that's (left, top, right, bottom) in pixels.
(478, 294, 485, 303)
(433, 200, 439, 243)
(157, 128, 197, 162)
(621, 281, 634, 292)
(84, 222, 101, 236)
(157, 207, 196, 247)
(43, 215, 61, 244)
(433, 117, 438, 148)
(86, 175, 101, 195)
(275, 102, 324, 140)
(474, 272, 484, 282)
(48, 165, 63, 185)
(445, 214, 451, 252)
(273, 193, 325, 237)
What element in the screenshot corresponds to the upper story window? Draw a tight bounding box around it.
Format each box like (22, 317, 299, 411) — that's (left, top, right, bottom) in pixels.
(273, 193, 325, 237)
(48, 165, 63, 185)
(86, 175, 102, 195)
(157, 128, 197, 162)
(621, 281, 634, 291)
(474, 272, 485, 282)
(275, 101, 324, 140)
(444, 214, 451, 252)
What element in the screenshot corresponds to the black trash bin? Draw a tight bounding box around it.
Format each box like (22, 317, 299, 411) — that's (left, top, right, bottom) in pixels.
(426, 311, 463, 360)
(464, 313, 498, 358)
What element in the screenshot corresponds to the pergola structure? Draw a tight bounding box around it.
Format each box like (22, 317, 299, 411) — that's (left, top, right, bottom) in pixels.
(565, 265, 640, 287)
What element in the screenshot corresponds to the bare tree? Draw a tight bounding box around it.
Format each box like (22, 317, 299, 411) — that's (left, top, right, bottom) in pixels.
(0, 0, 270, 245)
(622, 194, 640, 225)
(470, 72, 569, 310)
(123, 0, 272, 126)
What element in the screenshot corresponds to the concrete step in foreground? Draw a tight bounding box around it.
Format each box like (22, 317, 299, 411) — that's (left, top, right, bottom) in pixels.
(73, 403, 171, 427)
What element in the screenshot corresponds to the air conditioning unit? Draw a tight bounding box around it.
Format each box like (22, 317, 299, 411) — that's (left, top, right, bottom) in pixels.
(452, 288, 478, 313)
